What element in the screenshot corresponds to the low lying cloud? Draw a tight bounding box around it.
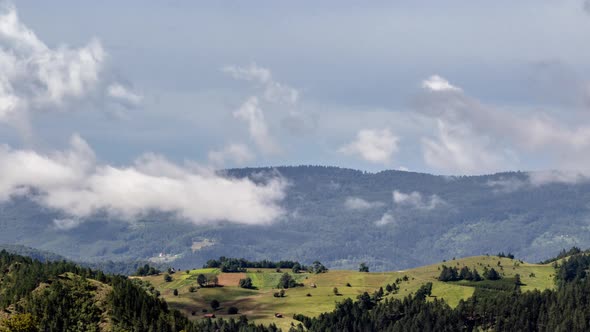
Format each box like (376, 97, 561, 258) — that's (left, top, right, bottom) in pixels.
(393, 190, 445, 210)
(344, 197, 385, 210)
(486, 177, 528, 193)
(339, 128, 399, 164)
(528, 170, 590, 186)
(0, 135, 287, 226)
(53, 218, 82, 231)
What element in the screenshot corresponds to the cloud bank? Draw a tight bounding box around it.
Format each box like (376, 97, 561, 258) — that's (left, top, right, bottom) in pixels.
(0, 136, 286, 226)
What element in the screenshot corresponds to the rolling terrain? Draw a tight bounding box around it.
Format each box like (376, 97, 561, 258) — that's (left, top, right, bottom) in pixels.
(137, 255, 556, 330)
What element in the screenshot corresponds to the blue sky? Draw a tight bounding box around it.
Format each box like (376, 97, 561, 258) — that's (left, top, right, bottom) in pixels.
(2, 1, 590, 228)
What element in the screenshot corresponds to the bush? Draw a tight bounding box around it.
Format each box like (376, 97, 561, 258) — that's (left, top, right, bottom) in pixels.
(173, 289, 178, 296)
(163, 274, 172, 282)
(227, 306, 239, 315)
(239, 277, 254, 289)
(189, 286, 197, 293)
(210, 299, 220, 311)
(277, 273, 300, 289)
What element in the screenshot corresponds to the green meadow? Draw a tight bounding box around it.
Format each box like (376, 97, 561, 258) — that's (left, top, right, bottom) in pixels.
(138, 255, 556, 331)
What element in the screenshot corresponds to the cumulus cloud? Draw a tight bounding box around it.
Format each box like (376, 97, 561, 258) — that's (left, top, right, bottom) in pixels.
(422, 75, 462, 92)
(0, 135, 287, 226)
(416, 74, 590, 177)
(233, 97, 281, 155)
(0, 3, 139, 135)
(208, 143, 254, 166)
(393, 190, 445, 210)
(344, 197, 385, 210)
(339, 128, 399, 164)
(374, 212, 395, 226)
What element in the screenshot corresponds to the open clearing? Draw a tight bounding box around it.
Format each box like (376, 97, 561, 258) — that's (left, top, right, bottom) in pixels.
(137, 255, 556, 331)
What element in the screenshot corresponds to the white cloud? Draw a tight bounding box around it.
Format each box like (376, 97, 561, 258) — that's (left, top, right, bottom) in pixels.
(486, 177, 528, 193)
(0, 3, 138, 136)
(416, 74, 590, 176)
(208, 143, 254, 166)
(421, 120, 513, 174)
(0, 135, 287, 225)
(528, 170, 590, 186)
(233, 97, 281, 155)
(393, 190, 444, 210)
(107, 83, 143, 108)
(344, 197, 384, 210)
(422, 75, 461, 92)
(339, 128, 399, 164)
(53, 218, 82, 231)
(374, 212, 395, 226)
(0, 4, 104, 113)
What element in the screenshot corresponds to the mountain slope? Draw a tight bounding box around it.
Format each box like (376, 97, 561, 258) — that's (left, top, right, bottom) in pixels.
(1, 166, 589, 271)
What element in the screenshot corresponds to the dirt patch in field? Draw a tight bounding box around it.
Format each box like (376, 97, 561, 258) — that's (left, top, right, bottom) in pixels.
(217, 273, 247, 286)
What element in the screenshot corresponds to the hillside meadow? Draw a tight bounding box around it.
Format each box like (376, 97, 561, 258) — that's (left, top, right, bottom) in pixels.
(137, 255, 555, 330)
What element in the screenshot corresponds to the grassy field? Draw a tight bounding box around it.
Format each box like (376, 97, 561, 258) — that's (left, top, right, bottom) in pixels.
(137, 255, 556, 331)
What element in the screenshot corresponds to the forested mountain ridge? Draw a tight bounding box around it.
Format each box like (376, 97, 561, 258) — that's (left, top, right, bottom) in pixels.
(1, 166, 589, 271)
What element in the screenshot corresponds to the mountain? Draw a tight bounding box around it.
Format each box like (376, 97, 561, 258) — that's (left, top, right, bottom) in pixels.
(1, 166, 589, 271)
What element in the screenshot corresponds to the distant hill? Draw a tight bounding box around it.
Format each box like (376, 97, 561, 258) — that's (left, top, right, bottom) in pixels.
(0, 244, 167, 276)
(0, 244, 66, 262)
(1, 166, 590, 271)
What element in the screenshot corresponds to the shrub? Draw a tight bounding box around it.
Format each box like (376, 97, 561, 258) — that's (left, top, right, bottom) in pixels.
(228, 306, 239, 315)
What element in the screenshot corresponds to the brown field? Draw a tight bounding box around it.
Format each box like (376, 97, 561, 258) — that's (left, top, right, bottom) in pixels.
(217, 272, 246, 286)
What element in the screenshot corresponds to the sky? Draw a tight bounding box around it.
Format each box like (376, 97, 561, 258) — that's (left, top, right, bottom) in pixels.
(1, 0, 590, 225)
